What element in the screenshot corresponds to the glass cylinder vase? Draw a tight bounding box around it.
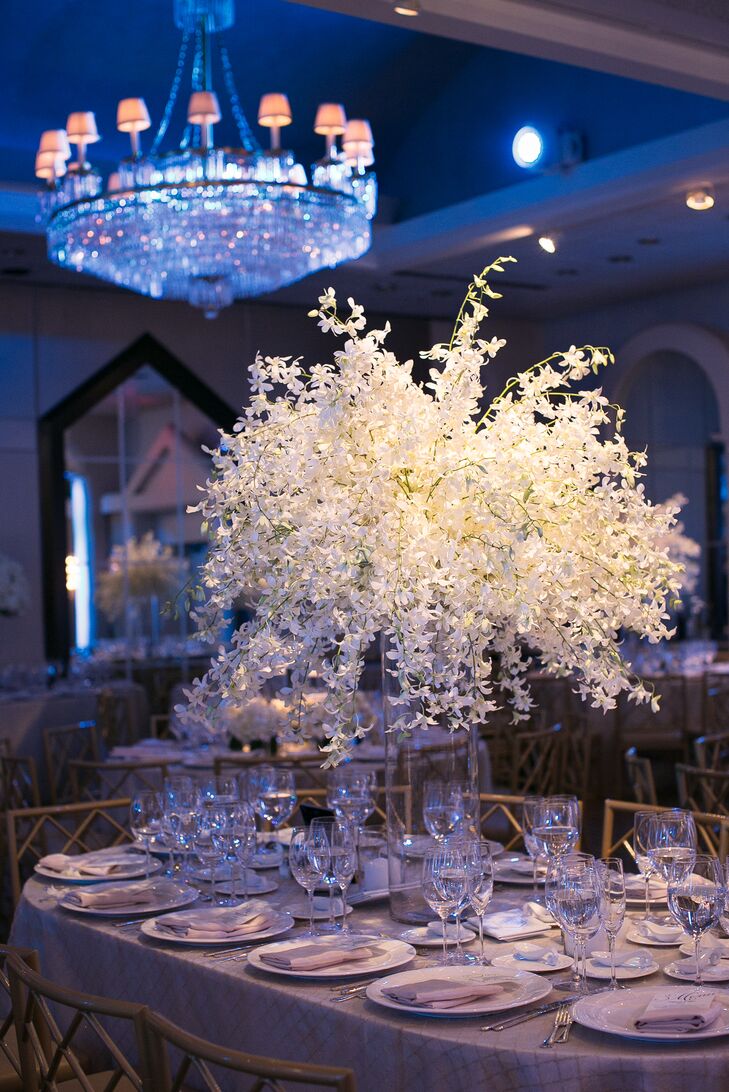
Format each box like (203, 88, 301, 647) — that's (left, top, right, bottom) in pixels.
(382, 635, 479, 923)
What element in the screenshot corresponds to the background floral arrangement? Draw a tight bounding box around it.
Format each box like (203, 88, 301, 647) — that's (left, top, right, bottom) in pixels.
(96, 532, 189, 622)
(182, 258, 685, 764)
(0, 551, 30, 617)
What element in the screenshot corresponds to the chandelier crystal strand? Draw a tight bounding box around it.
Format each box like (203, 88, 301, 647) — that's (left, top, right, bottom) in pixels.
(35, 0, 376, 317)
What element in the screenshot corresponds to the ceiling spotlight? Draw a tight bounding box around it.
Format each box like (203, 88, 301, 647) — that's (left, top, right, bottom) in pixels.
(393, 0, 420, 14)
(538, 234, 557, 254)
(686, 187, 715, 211)
(512, 126, 543, 169)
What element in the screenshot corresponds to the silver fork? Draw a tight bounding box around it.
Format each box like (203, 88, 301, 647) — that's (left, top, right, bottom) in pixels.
(541, 1004, 569, 1048)
(553, 1007, 574, 1044)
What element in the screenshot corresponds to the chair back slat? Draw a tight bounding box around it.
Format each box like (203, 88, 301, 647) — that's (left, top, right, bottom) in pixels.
(510, 725, 563, 796)
(6, 798, 132, 907)
(0, 946, 40, 1086)
(676, 763, 729, 816)
(43, 722, 100, 804)
(141, 1009, 356, 1092)
(0, 755, 41, 813)
(69, 760, 169, 802)
(7, 953, 146, 1092)
(624, 748, 658, 806)
(693, 730, 729, 770)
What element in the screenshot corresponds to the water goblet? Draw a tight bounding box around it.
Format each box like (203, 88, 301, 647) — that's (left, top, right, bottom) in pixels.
(307, 818, 338, 932)
(194, 806, 230, 905)
(422, 844, 466, 966)
(289, 826, 320, 936)
(253, 768, 298, 832)
(667, 853, 724, 985)
(596, 857, 626, 989)
(532, 796, 580, 863)
(521, 795, 545, 898)
(647, 809, 697, 887)
(423, 782, 466, 842)
(464, 840, 494, 965)
(551, 855, 601, 993)
(330, 821, 357, 934)
(633, 810, 659, 921)
(130, 791, 163, 878)
(228, 802, 257, 900)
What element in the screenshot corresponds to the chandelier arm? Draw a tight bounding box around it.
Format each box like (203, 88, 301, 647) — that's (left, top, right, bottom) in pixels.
(151, 30, 192, 155)
(220, 42, 260, 153)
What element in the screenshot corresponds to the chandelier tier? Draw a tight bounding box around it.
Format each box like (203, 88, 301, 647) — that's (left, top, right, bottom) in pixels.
(35, 0, 377, 318)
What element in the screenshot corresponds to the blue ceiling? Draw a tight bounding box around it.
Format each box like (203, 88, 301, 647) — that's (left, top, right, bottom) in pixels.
(4, 0, 728, 221)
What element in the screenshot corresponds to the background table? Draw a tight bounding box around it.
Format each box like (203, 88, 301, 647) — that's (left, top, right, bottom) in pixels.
(10, 874, 729, 1092)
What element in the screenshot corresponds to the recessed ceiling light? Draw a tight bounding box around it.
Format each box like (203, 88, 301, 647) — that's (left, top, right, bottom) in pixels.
(686, 187, 715, 211)
(393, 0, 420, 15)
(538, 234, 557, 254)
(512, 126, 544, 169)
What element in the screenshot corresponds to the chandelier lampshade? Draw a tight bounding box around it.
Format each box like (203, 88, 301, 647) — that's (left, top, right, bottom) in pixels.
(35, 0, 377, 318)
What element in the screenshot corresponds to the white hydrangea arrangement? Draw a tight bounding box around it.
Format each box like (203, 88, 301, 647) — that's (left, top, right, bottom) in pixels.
(0, 552, 30, 617)
(182, 258, 684, 765)
(96, 532, 188, 621)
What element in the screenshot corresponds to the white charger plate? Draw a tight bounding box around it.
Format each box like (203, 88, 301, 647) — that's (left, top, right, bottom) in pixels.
(289, 903, 353, 922)
(585, 954, 659, 981)
(491, 950, 572, 974)
(59, 879, 198, 917)
(141, 906, 293, 946)
(573, 984, 729, 1042)
(626, 927, 683, 948)
(249, 934, 415, 980)
(35, 856, 162, 884)
(664, 960, 729, 983)
(366, 965, 551, 1018)
(398, 926, 475, 949)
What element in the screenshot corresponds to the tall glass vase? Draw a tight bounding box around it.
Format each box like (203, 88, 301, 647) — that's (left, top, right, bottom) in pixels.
(382, 635, 479, 923)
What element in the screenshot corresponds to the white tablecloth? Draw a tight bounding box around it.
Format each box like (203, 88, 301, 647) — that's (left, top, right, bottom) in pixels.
(10, 875, 729, 1091)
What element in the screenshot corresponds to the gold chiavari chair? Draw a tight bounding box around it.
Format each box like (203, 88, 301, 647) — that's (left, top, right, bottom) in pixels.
(141, 1008, 356, 1092)
(0, 947, 45, 1092)
(7, 954, 147, 1092)
(676, 763, 729, 817)
(6, 797, 132, 907)
(510, 724, 563, 796)
(43, 720, 100, 804)
(693, 730, 729, 770)
(478, 792, 584, 852)
(69, 759, 171, 802)
(600, 798, 729, 863)
(624, 748, 658, 807)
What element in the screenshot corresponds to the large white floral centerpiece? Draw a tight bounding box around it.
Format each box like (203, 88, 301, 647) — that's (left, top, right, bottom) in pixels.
(96, 532, 189, 621)
(0, 552, 30, 617)
(182, 258, 683, 765)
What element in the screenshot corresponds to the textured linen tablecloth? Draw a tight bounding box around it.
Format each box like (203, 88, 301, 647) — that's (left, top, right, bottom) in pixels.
(10, 875, 729, 1092)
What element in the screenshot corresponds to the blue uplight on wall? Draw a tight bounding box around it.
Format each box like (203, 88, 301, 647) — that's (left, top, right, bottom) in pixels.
(512, 126, 544, 168)
(67, 472, 94, 651)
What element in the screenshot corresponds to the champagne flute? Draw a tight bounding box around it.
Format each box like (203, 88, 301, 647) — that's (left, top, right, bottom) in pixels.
(130, 791, 162, 879)
(633, 810, 658, 921)
(667, 853, 724, 984)
(596, 857, 626, 990)
(422, 845, 465, 966)
(521, 795, 545, 898)
(465, 840, 494, 965)
(289, 826, 320, 936)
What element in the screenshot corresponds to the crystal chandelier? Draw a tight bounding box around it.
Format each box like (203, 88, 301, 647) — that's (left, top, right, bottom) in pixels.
(34, 0, 377, 318)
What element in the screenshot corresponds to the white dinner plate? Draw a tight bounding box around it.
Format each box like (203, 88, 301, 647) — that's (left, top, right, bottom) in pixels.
(490, 950, 572, 974)
(680, 938, 729, 959)
(664, 960, 729, 983)
(248, 934, 416, 980)
(250, 845, 284, 869)
(289, 903, 353, 922)
(493, 867, 545, 887)
(585, 954, 659, 981)
(141, 907, 294, 946)
(626, 927, 683, 948)
(366, 965, 551, 1018)
(59, 879, 198, 917)
(573, 984, 729, 1042)
(348, 888, 389, 907)
(214, 874, 278, 897)
(398, 926, 475, 949)
(35, 855, 162, 885)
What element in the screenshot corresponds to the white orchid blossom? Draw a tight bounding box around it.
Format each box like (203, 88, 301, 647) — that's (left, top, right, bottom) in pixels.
(180, 258, 683, 764)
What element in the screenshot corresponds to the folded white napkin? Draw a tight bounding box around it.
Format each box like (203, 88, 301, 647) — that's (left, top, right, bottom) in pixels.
(673, 952, 722, 973)
(382, 978, 508, 1010)
(156, 902, 275, 939)
(635, 920, 682, 942)
(635, 992, 723, 1033)
(512, 943, 559, 966)
(481, 902, 555, 941)
(39, 851, 130, 877)
(66, 882, 156, 909)
(426, 921, 469, 941)
(625, 874, 667, 896)
(590, 949, 654, 969)
(260, 942, 380, 971)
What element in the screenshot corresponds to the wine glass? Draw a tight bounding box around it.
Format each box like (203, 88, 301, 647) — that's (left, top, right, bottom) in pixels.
(545, 851, 594, 992)
(200, 775, 239, 805)
(327, 769, 375, 828)
(130, 791, 163, 878)
(161, 784, 201, 877)
(596, 857, 626, 990)
(228, 802, 257, 900)
(667, 853, 724, 984)
(289, 826, 320, 936)
(330, 821, 357, 934)
(647, 810, 697, 887)
(532, 796, 580, 863)
(307, 818, 338, 933)
(521, 795, 545, 898)
(423, 782, 466, 842)
(253, 768, 298, 832)
(422, 844, 466, 966)
(464, 840, 494, 965)
(194, 805, 230, 905)
(551, 855, 601, 993)
(633, 810, 659, 920)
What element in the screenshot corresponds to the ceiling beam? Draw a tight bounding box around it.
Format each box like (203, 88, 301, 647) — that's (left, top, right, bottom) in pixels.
(287, 0, 729, 100)
(368, 117, 729, 271)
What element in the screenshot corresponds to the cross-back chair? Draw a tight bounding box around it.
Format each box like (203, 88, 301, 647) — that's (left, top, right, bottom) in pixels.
(509, 724, 563, 796)
(616, 674, 688, 756)
(7, 953, 147, 1092)
(624, 747, 658, 806)
(676, 763, 729, 816)
(43, 721, 100, 804)
(0, 946, 45, 1092)
(69, 759, 170, 802)
(6, 797, 132, 906)
(141, 1008, 356, 1092)
(556, 716, 594, 801)
(96, 688, 138, 750)
(0, 755, 41, 814)
(693, 730, 729, 770)
(702, 672, 729, 735)
(600, 798, 729, 864)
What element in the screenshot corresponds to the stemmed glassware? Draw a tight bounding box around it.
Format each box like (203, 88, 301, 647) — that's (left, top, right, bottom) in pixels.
(647, 809, 697, 888)
(288, 826, 321, 936)
(327, 769, 375, 828)
(422, 844, 466, 966)
(200, 775, 239, 805)
(130, 791, 163, 878)
(633, 810, 659, 920)
(423, 782, 467, 842)
(161, 780, 201, 878)
(228, 802, 258, 900)
(307, 817, 353, 933)
(667, 853, 724, 985)
(596, 857, 626, 990)
(532, 796, 580, 863)
(521, 795, 545, 898)
(330, 821, 357, 934)
(193, 805, 230, 906)
(549, 853, 601, 993)
(464, 840, 494, 965)
(252, 767, 298, 833)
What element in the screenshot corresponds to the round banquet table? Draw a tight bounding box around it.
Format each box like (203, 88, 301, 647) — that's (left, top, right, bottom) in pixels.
(10, 875, 729, 1092)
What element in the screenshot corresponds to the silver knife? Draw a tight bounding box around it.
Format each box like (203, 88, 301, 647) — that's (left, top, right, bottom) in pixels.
(481, 996, 579, 1032)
